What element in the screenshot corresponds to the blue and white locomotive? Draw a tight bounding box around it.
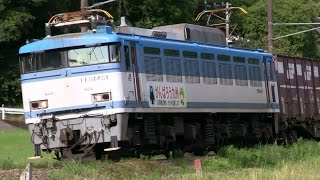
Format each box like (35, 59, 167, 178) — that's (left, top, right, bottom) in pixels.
(19, 10, 279, 159)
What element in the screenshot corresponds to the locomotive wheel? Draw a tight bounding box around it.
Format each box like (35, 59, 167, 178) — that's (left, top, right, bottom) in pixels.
(108, 154, 121, 162)
(107, 149, 122, 162)
(164, 150, 170, 159)
(53, 149, 61, 161)
(193, 148, 205, 156)
(287, 130, 297, 145)
(95, 150, 106, 160)
(279, 131, 288, 145)
(135, 150, 141, 159)
(172, 148, 184, 158)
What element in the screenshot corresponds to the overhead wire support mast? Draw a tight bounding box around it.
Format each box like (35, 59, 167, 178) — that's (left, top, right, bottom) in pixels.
(225, 2, 231, 45)
(195, 2, 247, 45)
(81, 0, 89, 32)
(267, 0, 273, 53)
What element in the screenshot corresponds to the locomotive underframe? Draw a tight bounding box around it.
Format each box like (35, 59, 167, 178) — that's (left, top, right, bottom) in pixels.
(29, 112, 276, 160)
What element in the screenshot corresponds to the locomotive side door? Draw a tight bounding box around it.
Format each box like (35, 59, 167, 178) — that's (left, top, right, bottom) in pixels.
(124, 41, 141, 102)
(263, 56, 278, 105)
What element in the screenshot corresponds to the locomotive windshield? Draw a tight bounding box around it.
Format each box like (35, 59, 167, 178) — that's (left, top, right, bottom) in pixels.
(20, 43, 120, 73)
(68, 44, 120, 66)
(20, 51, 63, 73)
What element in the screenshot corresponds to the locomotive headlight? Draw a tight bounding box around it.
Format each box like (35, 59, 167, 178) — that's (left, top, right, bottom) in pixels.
(30, 100, 48, 110)
(92, 92, 111, 102)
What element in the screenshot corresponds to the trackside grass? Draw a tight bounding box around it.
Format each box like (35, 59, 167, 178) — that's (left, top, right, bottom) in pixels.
(214, 139, 320, 168)
(2, 129, 320, 179)
(0, 129, 33, 169)
(0, 129, 61, 170)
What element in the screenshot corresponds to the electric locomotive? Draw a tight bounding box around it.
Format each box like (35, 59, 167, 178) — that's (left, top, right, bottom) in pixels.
(19, 10, 280, 160)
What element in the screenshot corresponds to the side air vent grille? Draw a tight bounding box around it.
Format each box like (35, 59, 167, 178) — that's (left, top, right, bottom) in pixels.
(152, 31, 167, 39)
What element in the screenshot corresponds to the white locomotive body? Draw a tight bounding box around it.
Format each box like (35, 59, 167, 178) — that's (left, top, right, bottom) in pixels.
(19, 25, 279, 159)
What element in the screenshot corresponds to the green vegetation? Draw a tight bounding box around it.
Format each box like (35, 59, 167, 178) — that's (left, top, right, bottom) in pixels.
(217, 139, 320, 168)
(3, 129, 320, 179)
(237, 0, 320, 58)
(0, 129, 32, 169)
(0, 129, 60, 170)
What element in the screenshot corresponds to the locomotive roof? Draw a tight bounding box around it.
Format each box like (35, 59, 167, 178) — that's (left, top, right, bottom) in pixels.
(19, 25, 272, 58)
(19, 26, 118, 54)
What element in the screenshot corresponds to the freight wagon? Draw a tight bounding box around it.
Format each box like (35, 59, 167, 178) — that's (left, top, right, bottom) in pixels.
(276, 55, 320, 142)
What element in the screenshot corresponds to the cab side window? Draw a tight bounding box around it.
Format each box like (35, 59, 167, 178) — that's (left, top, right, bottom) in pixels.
(124, 45, 131, 71)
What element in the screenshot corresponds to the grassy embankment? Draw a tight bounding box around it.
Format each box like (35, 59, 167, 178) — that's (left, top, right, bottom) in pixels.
(2, 128, 320, 179)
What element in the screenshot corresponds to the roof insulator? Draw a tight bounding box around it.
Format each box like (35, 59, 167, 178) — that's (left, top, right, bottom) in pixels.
(96, 26, 113, 34)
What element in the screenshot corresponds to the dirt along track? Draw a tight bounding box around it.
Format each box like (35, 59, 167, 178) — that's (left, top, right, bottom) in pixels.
(0, 169, 51, 180)
(0, 118, 27, 131)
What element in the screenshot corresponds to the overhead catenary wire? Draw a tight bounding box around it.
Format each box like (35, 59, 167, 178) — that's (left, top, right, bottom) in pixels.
(273, 27, 320, 40)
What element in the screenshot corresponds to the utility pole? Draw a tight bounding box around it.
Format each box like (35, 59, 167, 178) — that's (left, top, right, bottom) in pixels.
(204, 0, 208, 10)
(81, 0, 89, 32)
(267, 0, 273, 53)
(118, 0, 122, 19)
(225, 2, 231, 44)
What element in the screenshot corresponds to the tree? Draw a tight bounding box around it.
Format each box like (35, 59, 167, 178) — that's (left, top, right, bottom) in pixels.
(0, 0, 74, 106)
(0, 0, 42, 106)
(235, 0, 320, 58)
(122, 0, 199, 28)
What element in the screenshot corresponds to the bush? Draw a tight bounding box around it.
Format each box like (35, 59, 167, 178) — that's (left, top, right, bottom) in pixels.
(215, 139, 320, 168)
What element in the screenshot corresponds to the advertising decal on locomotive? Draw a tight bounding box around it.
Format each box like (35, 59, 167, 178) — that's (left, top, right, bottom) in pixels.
(147, 83, 186, 107)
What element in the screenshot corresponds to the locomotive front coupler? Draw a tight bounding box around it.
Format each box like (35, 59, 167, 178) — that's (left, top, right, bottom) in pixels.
(28, 114, 56, 160)
(32, 113, 55, 137)
(102, 114, 117, 128)
(36, 113, 57, 140)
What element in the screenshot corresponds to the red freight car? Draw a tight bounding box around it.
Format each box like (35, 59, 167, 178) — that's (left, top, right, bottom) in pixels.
(275, 55, 320, 138)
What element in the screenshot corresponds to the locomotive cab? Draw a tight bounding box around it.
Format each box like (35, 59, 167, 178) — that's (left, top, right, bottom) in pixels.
(19, 27, 133, 159)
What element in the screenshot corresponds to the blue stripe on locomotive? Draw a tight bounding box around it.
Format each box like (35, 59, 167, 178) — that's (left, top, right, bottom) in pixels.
(25, 101, 279, 119)
(21, 63, 121, 82)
